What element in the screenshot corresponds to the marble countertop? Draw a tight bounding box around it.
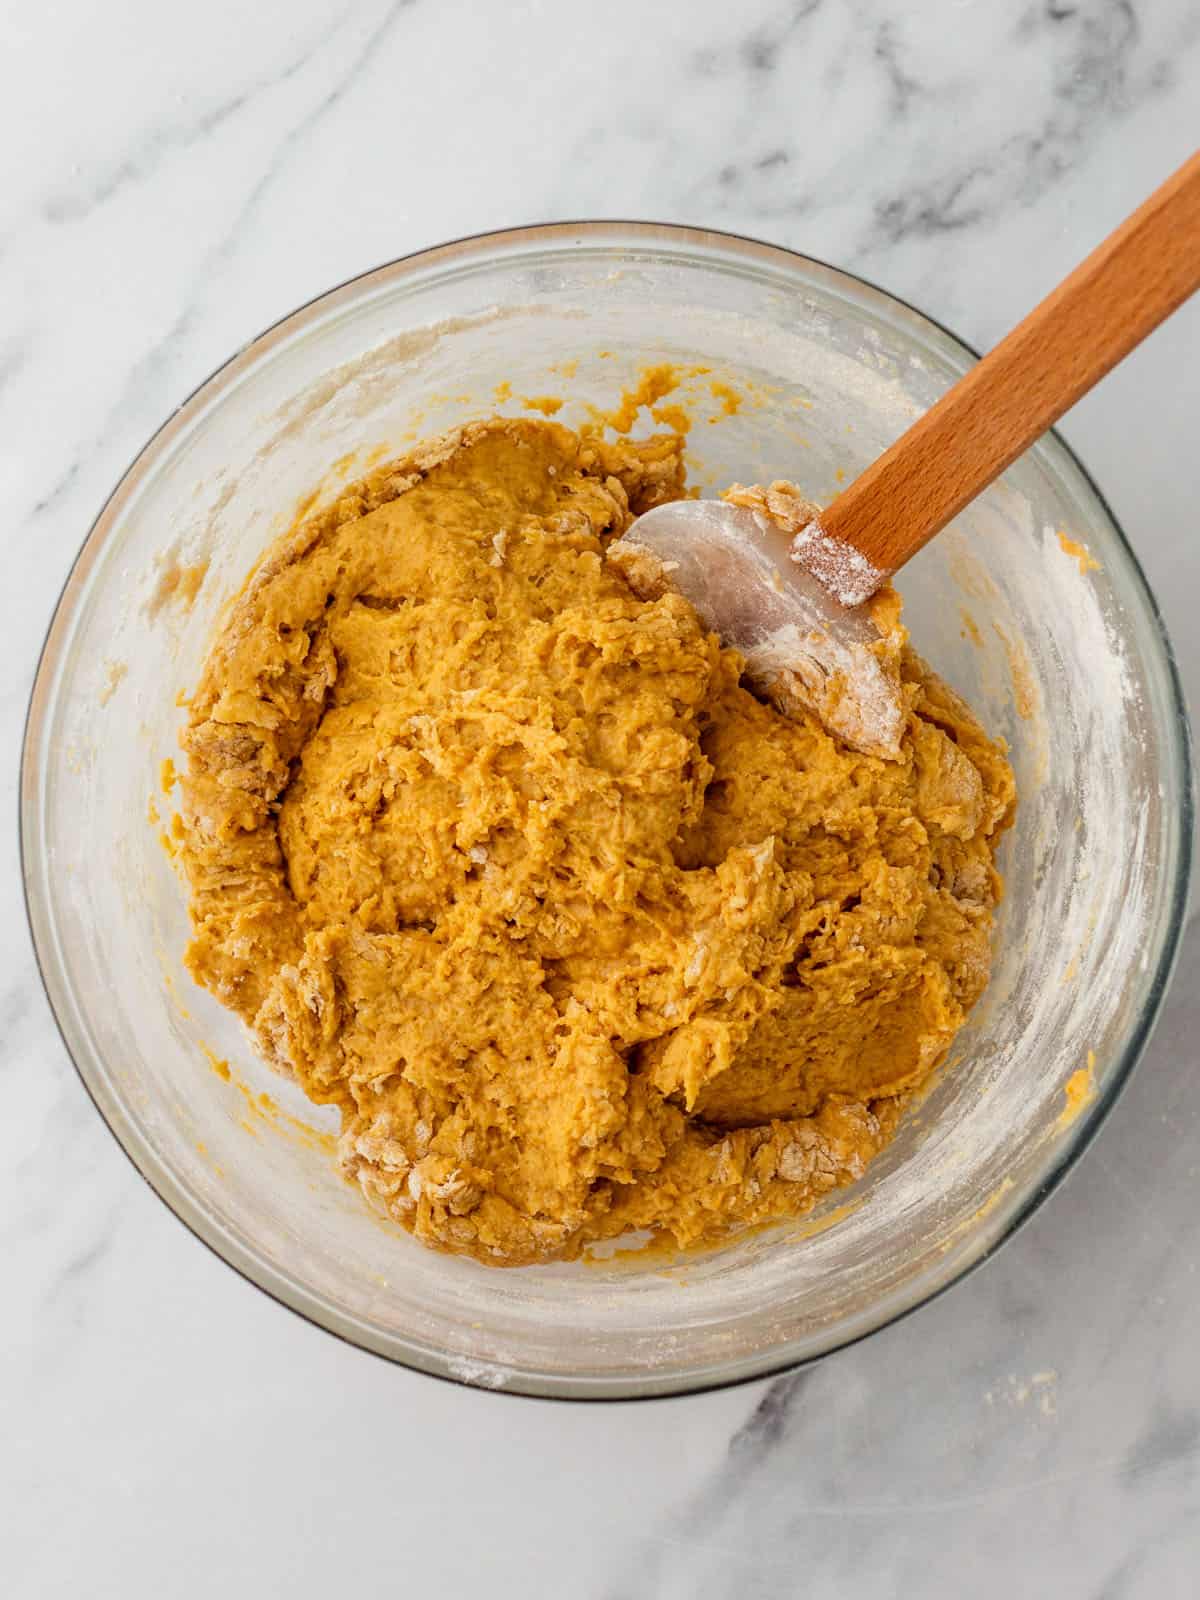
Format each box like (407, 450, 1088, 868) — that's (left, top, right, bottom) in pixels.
(5, 3, 1199, 1595)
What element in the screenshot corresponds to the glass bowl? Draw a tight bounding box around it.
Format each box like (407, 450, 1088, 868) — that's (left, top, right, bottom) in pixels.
(22, 223, 1192, 1399)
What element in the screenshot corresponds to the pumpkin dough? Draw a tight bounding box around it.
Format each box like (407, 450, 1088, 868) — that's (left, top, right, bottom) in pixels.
(179, 417, 1014, 1265)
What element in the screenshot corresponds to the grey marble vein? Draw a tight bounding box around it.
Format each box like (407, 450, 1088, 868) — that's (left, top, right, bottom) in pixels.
(40, 4, 355, 228)
(26, 0, 416, 528)
(0, 976, 34, 1062)
(657, 0, 1197, 279)
(0, 333, 28, 392)
(859, 2, 1161, 252)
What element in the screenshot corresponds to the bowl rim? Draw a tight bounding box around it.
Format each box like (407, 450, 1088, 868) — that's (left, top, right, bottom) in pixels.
(21, 218, 1195, 1401)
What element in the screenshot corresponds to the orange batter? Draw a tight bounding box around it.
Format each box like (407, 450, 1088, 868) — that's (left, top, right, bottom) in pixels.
(178, 417, 1013, 1265)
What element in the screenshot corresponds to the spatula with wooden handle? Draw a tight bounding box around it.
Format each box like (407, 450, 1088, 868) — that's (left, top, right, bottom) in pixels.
(617, 148, 1200, 758)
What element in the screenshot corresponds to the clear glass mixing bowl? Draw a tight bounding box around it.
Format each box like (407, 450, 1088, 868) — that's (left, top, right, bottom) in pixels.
(22, 223, 1192, 1399)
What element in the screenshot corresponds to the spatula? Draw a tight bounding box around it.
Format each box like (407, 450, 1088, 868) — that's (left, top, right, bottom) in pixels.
(616, 148, 1200, 758)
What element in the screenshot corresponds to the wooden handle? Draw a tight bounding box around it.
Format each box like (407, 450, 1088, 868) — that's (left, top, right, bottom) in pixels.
(820, 148, 1200, 581)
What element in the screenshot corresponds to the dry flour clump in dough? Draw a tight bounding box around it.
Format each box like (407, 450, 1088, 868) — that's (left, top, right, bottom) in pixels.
(178, 417, 1014, 1266)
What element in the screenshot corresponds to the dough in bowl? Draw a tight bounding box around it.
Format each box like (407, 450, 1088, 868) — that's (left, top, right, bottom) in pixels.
(178, 417, 1014, 1265)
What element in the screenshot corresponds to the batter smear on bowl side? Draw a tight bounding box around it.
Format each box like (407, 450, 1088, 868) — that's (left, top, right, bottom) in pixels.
(178, 417, 1014, 1265)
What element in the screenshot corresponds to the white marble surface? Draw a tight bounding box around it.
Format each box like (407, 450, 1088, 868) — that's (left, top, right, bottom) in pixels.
(4, 2, 1200, 1594)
